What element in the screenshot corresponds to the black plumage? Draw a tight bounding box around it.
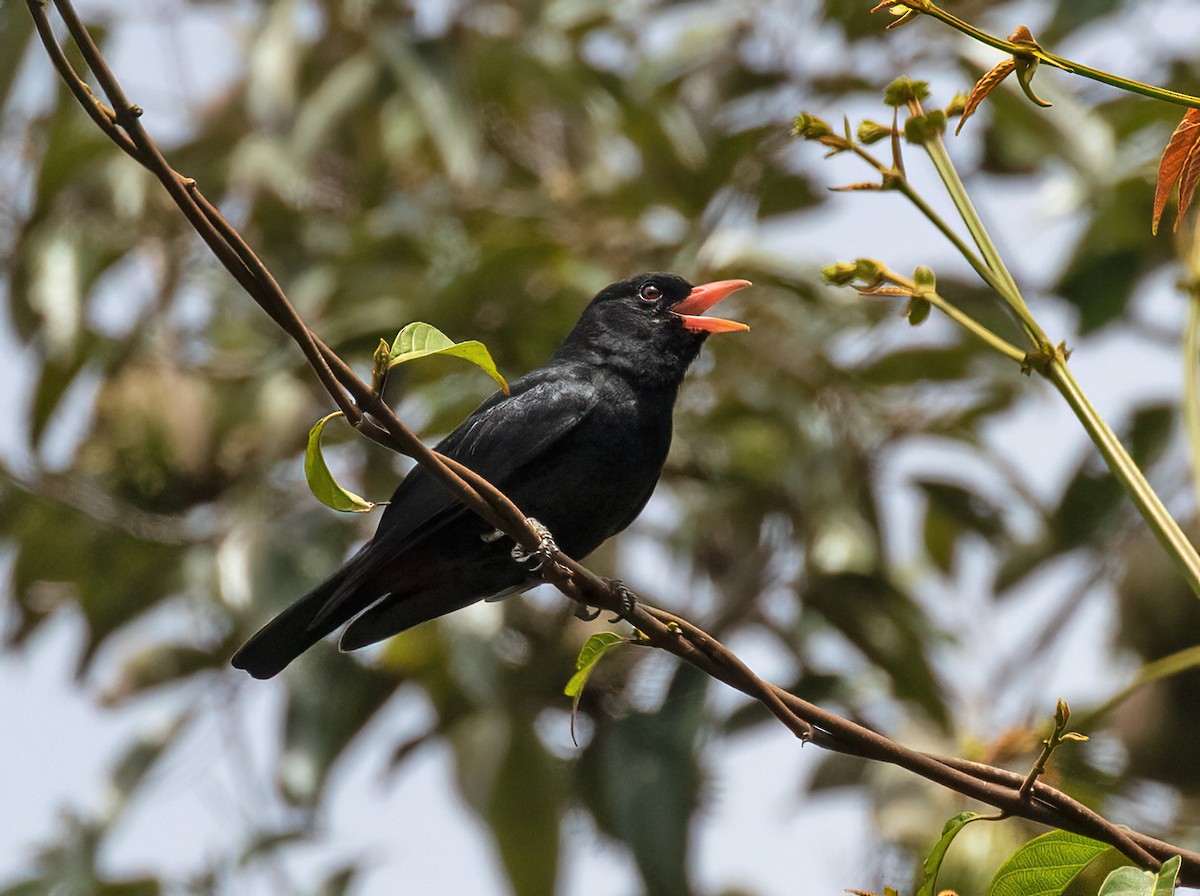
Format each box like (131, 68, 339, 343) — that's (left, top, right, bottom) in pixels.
(231, 272, 749, 678)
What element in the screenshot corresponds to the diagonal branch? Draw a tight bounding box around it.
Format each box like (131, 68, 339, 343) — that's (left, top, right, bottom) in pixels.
(26, 0, 1200, 884)
(880, 0, 1200, 109)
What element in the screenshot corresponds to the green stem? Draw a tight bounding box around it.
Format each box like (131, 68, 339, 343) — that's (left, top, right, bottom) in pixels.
(926, 292, 1025, 363)
(903, 0, 1200, 109)
(1185, 285, 1200, 517)
(920, 124, 1032, 322)
(1045, 359, 1200, 597)
(848, 143, 1001, 292)
(897, 181, 999, 291)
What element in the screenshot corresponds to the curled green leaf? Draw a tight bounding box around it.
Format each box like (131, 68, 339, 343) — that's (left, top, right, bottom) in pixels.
(564, 632, 626, 699)
(305, 412, 375, 513)
(388, 322, 508, 394)
(565, 631, 628, 745)
(917, 812, 984, 896)
(1015, 56, 1052, 108)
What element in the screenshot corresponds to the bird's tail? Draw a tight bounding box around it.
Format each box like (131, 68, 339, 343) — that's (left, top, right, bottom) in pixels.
(230, 568, 375, 680)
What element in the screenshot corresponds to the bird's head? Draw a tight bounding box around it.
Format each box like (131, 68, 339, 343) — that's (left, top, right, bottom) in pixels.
(556, 272, 751, 385)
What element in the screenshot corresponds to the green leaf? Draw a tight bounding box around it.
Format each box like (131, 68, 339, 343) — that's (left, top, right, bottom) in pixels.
(564, 632, 627, 699)
(1097, 856, 1180, 896)
(1099, 867, 1157, 896)
(1155, 857, 1181, 896)
(905, 297, 932, 326)
(917, 811, 984, 896)
(304, 413, 374, 513)
(986, 830, 1112, 896)
(565, 632, 628, 743)
(388, 322, 508, 393)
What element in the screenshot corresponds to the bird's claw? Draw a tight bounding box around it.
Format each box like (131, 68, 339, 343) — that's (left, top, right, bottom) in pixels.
(605, 578, 637, 621)
(511, 518, 559, 572)
(573, 604, 602, 621)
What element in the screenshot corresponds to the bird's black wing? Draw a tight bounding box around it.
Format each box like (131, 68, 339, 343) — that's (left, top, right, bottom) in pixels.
(308, 367, 599, 625)
(231, 368, 597, 678)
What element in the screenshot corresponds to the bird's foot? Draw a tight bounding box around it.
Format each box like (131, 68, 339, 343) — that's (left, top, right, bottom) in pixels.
(605, 578, 637, 621)
(511, 518, 559, 572)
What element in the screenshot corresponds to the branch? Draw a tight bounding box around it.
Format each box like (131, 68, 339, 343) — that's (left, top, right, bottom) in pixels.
(27, 0, 1200, 884)
(881, 0, 1200, 109)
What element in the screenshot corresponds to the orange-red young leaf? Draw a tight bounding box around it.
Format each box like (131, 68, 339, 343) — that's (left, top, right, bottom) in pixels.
(1153, 108, 1200, 235)
(1177, 132, 1200, 231)
(955, 59, 1016, 135)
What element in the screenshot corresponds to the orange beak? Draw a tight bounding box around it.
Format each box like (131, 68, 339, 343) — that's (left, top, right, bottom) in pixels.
(671, 279, 752, 333)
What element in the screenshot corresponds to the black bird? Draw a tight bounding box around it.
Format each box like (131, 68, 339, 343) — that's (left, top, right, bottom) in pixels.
(231, 273, 750, 678)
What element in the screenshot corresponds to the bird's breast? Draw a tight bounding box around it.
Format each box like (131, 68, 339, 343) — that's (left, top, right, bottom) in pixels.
(506, 385, 674, 559)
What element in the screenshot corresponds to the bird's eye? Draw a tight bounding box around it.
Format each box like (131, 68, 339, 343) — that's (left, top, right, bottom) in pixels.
(639, 284, 662, 303)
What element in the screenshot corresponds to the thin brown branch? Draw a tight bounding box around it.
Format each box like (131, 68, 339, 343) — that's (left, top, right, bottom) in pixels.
(25, 0, 1196, 884)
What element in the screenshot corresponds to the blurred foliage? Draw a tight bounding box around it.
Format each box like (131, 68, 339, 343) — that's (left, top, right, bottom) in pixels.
(5, 1, 1200, 895)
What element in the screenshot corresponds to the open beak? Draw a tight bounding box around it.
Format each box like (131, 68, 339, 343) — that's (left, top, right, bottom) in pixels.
(671, 279, 752, 333)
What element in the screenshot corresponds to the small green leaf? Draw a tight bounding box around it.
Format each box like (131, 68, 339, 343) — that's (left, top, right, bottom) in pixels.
(388, 322, 508, 393)
(986, 829, 1112, 896)
(371, 337, 390, 392)
(1098, 856, 1181, 896)
(565, 632, 626, 699)
(1099, 867, 1157, 896)
(1154, 856, 1181, 896)
(905, 297, 932, 326)
(304, 413, 374, 513)
(565, 631, 627, 745)
(917, 811, 984, 896)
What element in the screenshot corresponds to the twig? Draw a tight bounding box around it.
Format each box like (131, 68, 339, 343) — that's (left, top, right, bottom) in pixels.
(883, 0, 1200, 109)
